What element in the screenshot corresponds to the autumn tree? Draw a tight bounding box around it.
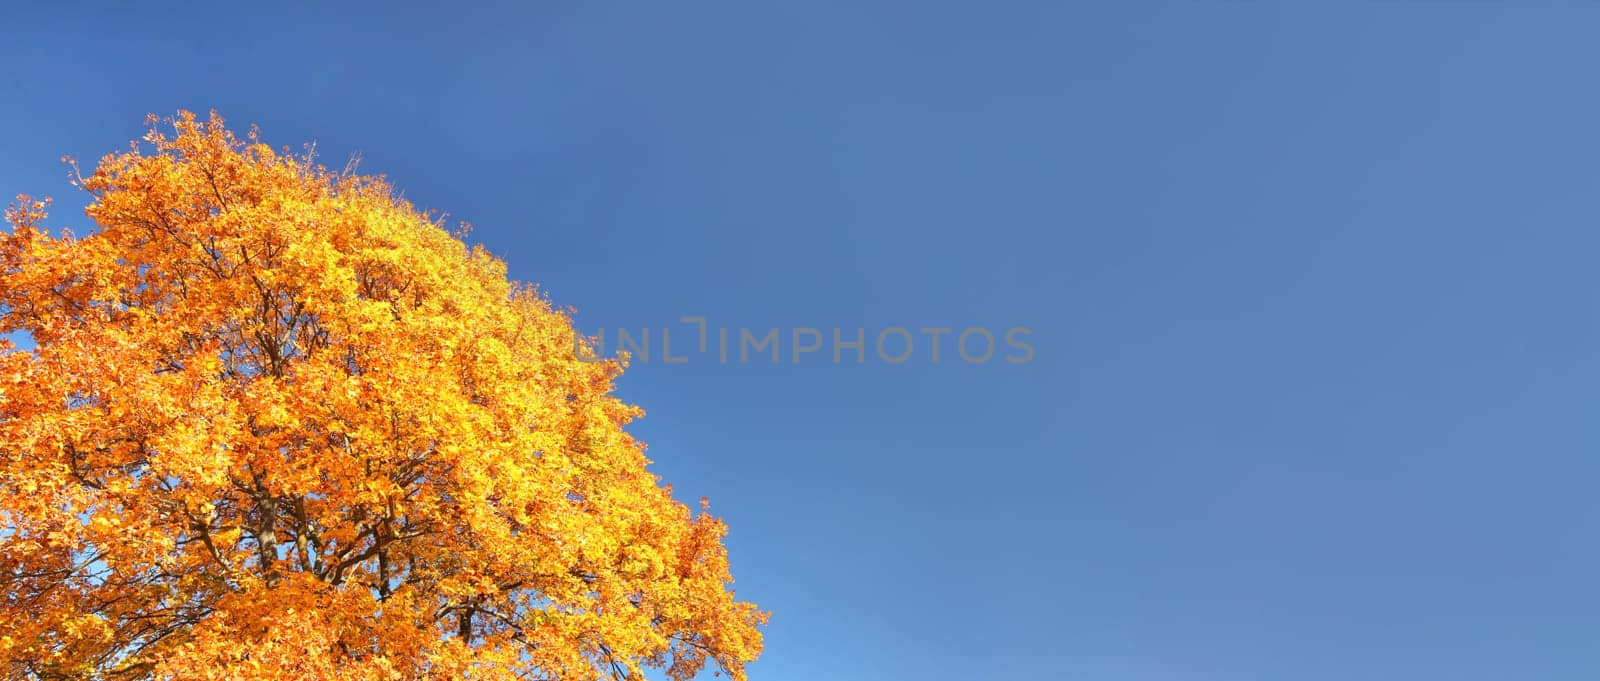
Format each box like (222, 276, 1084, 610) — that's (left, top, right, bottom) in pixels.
(0, 112, 765, 680)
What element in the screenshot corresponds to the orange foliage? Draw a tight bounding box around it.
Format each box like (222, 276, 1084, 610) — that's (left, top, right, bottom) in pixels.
(0, 112, 765, 680)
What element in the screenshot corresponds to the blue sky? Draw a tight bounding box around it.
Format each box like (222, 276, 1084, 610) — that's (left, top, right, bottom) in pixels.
(5, 2, 1600, 679)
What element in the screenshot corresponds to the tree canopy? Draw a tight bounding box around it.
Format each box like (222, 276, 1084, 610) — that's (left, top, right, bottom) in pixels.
(0, 112, 765, 680)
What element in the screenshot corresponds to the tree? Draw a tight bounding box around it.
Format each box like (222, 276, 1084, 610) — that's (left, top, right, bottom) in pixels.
(0, 112, 765, 680)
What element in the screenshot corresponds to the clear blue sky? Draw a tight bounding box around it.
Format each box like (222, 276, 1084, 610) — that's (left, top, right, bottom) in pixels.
(5, 2, 1600, 679)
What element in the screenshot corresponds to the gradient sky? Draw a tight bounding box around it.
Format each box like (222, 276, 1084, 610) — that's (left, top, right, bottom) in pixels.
(5, 2, 1600, 679)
